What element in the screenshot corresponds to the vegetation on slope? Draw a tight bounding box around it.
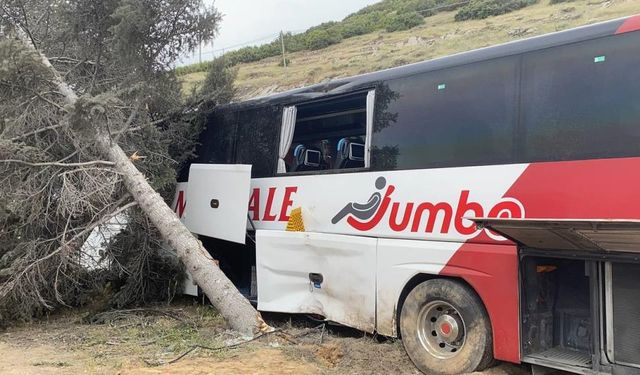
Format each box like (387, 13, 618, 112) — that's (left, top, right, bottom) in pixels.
(175, 0, 468, 76)
(455, 0, 539, 21)
(180, 0, 639, 99)
(176, 0, 558, 77)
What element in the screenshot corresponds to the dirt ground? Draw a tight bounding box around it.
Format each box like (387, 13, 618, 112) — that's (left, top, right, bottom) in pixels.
(0, 303, 531, 375)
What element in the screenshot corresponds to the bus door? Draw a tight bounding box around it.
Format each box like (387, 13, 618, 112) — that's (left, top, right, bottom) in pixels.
(255, 230, 377, 333)
(473, 218, 640, 374)
(183, 164, 252, 244)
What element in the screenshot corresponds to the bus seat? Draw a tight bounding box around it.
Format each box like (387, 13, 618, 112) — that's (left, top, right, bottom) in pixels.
(336, 138, 365, 169)
(293, 144, 323, 172)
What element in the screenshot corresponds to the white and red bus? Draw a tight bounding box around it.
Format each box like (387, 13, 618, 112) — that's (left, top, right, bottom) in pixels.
(174, 15, 640, 375)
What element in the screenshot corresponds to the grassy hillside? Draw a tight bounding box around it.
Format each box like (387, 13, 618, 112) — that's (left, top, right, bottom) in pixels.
(180, 0, 640, 100)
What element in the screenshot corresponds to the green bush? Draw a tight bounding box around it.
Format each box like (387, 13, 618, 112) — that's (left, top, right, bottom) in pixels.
(304, 29, 343, 50)
(338, 11, 386, 38)
(224, 40, 282, 66)
(549, 0, 575, 3)
(384, 11, 425, 32)
(284, 32, 307, 52)
(277, 57, 291, 67)
(433, 0, 470, 12)
(455, 0, 538, 21)
(399, 0, 436, 15)
(356, 0, 466, 17)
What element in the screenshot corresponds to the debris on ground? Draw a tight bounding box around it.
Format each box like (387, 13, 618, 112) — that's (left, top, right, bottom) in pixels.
(0, 301, 529, 374)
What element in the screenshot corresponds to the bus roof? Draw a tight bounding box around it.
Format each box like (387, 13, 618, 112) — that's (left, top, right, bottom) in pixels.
(217, 14, 640, 112)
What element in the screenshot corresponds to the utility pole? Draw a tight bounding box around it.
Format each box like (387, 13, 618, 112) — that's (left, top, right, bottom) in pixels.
(280, 31, 287, 68)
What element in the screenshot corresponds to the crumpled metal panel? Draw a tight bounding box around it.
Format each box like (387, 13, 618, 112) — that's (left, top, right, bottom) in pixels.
(256, 230, 377, 333)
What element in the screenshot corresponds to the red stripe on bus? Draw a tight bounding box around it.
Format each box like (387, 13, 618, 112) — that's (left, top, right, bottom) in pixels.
(616, 15, 640, 34)
(503, 157, 640, 220)
(439, 238, 520, 363)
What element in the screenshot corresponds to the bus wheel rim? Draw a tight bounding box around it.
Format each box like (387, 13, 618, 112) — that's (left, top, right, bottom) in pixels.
(416, 300, 466, 359)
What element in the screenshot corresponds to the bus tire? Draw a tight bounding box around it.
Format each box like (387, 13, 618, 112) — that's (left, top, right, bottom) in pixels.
(400, 279, 493, 375)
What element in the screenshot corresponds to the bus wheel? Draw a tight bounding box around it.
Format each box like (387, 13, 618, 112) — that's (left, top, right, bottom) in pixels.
(400, 279, 493, 375)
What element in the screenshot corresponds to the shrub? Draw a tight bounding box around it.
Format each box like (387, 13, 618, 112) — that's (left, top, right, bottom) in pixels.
(284, 32, 307, 52)
(384, 11, 425, 32)
(399, 0, 436, 15)
(454, 0, 538, 21)
(434, 0, 471, 11)
(223, 39, 282, 66)
(277, 58, 291, 67)
(338, 11, 386, 38)
(304, 29, 343, 50)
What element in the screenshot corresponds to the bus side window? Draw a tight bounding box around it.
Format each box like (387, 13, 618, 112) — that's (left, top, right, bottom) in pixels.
(370, 57, 518, 171)
(520, 32, 640, 162)
(282, 91, 371, 173)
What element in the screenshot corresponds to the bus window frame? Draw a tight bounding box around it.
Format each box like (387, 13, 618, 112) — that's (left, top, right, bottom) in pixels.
(277, 88, 376, 176)
(368, 55, 521, 172)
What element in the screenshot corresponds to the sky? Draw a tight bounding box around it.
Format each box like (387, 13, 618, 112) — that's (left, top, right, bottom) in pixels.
(178, 0, 382, 66)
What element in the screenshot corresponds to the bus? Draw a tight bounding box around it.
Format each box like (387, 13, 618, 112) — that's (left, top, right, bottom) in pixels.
(174, 14, 640, 375)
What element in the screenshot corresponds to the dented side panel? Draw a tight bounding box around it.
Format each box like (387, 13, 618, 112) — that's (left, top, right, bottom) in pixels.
(256, 230, 377, 333)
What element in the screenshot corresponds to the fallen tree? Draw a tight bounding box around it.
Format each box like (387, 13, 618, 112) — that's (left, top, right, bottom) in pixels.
(1, 1, 268, 336)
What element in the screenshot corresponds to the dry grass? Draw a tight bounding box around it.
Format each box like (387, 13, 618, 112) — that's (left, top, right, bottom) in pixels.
(0, 304, 230, 372)
(0, 306, 529, 374)
(179, 71, 207, 95)
(179, 0, 640, 100)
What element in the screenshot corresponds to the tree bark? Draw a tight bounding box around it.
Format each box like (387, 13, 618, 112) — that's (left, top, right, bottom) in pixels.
(98, 136, 270, 337)
(12, 24, 269, 337)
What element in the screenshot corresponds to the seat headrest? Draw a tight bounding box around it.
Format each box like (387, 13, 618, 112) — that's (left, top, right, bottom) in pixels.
(294, 144, 306, 164)
(337, 138, 350, 158)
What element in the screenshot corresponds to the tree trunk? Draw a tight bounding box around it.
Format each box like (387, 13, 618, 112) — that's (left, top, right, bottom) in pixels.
(12, 24, 269, 337)
(98, 136, 269, 337)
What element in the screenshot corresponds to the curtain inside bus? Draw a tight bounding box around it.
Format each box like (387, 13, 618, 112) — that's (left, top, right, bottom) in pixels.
(278, 106, 297, 173)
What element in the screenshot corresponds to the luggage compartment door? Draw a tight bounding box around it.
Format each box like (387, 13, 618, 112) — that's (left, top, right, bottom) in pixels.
(256, 230, 377, 332)
(471, 218, 640, 253)
(184, 164, 252, 244)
